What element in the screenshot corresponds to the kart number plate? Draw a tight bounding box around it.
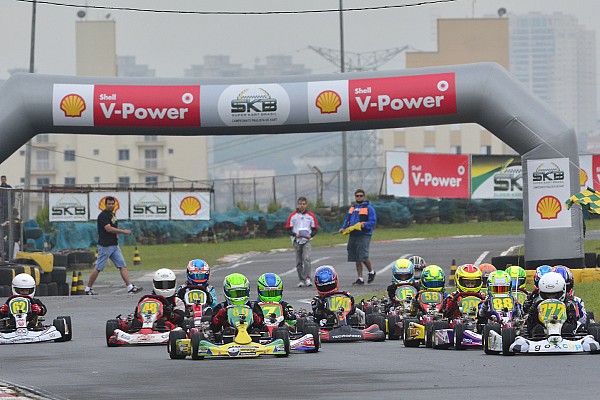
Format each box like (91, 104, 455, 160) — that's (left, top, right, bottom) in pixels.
(459, 296, 481, 313)
(538, 299, 566, 323)
(395, 286, 418, 301)
(138, 299, 163, 315)
(185, 290, 207, 306)
(9, 297, 30, 314)
(259, 302, 283, 318)
(326, 295, 351, 313)
(490, 295, 514, 311)
(418, 291, 442, 304)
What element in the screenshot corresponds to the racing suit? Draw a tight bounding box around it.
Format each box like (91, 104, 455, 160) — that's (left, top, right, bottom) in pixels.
(311, 291, 365, 326)
(0, 295, 46, 328)
(523, 288, 539, 315)
(526, 295, 578, 335)
(134, 294, 185, 329)
(211, 301, 264, 333)
(176, 283, 218, 309)
(443, 291, 486, 320)
(573, 294, 588, 331)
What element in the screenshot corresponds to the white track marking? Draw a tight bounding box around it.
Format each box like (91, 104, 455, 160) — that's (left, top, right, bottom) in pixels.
(474, 251, 489, 267)
(217, 261, 252, 271)
(378, 253, 411, 274)
(281, 257, 330, 276)
(501, 245, 521, 256)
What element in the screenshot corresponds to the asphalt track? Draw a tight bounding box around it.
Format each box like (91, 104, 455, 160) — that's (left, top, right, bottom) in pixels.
(1, 233, 599, 399)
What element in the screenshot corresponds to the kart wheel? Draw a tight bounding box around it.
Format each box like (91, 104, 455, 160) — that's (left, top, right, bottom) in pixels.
(454, 324, 466, 350)
(403, 318, 420, 348)
(588, 311, 595, 324)
(374, 315, 386, 335)
(388, 315, 400, 340)
(168, 330, 187, 360)
(425, 322, 434, 348)
(273, 327, 290, 357)
(432, 321, 450, 350)
(483, 323, 501, 355)
(502, 327, 516, 356)
(106, 319, 119, 347)
(365, 313, 375, 327)
(588, 323, 600, 343)
(57, 315, 73, 341)
(364, 306, 374, 315)
(182, 318, 194, 332)
(296, 317, 306, 333)
(191, 332, 205, 360)
(52, 318, 67, 342)
(304, 323, 320, 353)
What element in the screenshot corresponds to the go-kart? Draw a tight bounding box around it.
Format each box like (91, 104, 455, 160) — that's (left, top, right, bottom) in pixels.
(482, 293, 526, 355)
(362, 285, 415, 341)
(318, 293, 385, 343)
(260, 302, 319, 353)
(170, 304, 289, 359)
(0, 295, 72, 344)
(505, 299, 600, 355)
(402, 290, 445, 347)
(432, 295, 482, 350)
(106, 295, 174, 346)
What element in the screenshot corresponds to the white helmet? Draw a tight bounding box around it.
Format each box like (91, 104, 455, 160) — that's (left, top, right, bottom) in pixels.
(153, 268, 177, 298)
(12, 273, 36, 297)
(408, 256, 426, 270)
(538, 272, 566, 301)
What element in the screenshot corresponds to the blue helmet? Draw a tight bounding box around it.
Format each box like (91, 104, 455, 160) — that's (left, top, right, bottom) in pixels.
(392, 258, 415, 285)
(533, 265, 552, 288)
(187, 259, 210, 285)
(314, 265, 338, 296)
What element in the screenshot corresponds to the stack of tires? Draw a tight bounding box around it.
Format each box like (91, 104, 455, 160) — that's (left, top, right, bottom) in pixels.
(0, 251, 70, 297)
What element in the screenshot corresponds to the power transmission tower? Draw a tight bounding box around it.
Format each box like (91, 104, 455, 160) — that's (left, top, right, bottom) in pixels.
(308, 45, 414, 72)
(306, 46, 411, 202)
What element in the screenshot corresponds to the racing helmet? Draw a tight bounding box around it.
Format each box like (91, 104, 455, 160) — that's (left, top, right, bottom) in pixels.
(420, 265, 445, 292)
(223, 273, 250, 306)
(186, 259, 210, 285)
(314, 265, 338, 296)
(479, 263, 497, 289)
(408, 255, 426, 270)
(487, 270, 511, 296)
(153, 268, 177, 298)
(455, 264, 482, 293)
(392, 258, 415, 285)
(538, 272, 566, 301)
(505, 265, 527, 290)
(257, 273, 283, 303)
(533, 265, 552, 289)
(12, 273, 35, 297)
(552, 265, 574, 295)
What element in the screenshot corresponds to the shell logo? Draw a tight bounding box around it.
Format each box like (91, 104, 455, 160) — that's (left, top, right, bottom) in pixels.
(180, 196, 201, 215)
(390, 165, 405, 184)
(536, 196, 561, 220)
(580, 169, 588, 187)
(59, 94, 86, 117)
(99, 197, 120, 212)
(315, 90, 341, 114)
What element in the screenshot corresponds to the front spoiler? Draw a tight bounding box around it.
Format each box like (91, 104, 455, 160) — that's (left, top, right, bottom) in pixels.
(320, 323, 385, 343)
(108, 328, 170, 346)
(197, 339, 287, 358)
(509, 334, 600, 354)
(0, 326, 62, 344)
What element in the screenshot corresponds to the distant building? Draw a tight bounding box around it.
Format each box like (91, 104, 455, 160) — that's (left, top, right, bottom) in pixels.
(117, 55, 155, 77)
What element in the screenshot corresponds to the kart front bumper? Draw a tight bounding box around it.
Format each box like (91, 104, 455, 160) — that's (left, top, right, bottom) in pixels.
(509, 334, 600, 354)
(0, 326, 62, 344)
(108, 328, 170, 346)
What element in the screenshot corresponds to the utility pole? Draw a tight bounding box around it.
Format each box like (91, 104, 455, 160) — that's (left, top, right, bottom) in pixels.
(23, 0, 37, 221)
(339, 0, 349, 207)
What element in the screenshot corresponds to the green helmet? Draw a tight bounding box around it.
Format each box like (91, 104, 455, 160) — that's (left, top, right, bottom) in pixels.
(257, 273, 283, 302)
(487, 270, 511, 296)
(505, 265, 527, 290)
(420, 265, 445, 291)
(223, 273, 250, 306)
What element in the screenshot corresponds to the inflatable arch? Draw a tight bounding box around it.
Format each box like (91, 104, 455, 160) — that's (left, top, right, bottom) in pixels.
(0, 62, 583, 268)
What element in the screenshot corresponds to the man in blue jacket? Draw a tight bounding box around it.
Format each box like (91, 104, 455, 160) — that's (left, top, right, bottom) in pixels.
(338, 189, 377, 285)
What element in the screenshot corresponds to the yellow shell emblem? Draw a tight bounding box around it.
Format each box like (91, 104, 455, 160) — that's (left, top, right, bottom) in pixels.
(315, 90, 341, 114)
(60, 94, 86, 117)
(180, 196, 201, 216)
(580, 169, 588, 187)
(536, 196, 561, 220)
(390, 165, 405, 184)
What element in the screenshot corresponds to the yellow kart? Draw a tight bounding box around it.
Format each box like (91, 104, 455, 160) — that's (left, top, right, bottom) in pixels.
(169, 305, 290, 360)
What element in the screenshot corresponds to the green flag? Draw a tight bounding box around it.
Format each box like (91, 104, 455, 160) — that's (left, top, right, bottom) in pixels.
(566, 187, 600, 214)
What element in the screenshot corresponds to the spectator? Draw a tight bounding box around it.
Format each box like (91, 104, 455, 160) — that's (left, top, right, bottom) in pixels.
(339, 189, 377, 285)
(0, 175, 13, 224)
(286, 197, 319, 287)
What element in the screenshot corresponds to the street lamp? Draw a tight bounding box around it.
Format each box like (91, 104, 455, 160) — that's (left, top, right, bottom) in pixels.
(339, 0, 349, 207)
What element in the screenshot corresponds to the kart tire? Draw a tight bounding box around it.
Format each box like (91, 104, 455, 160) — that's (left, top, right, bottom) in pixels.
(168, 330, 188, 359)
(454, 323, 466, 350)
(502, 327, 516, 356)
(588, 311, 595, 324)
(273, 327, 291, 357)
(483, 323, 501, 355)
(365, 313, 375, 327)
(296, 317, 306, 333)
(432, 321, 450, 350)
(106, 319, 119, 347)
(191, 332, 204, 360)
(425, 322, 434, 348)
(57, 315, 73, 341)
(374, 315, 386, 335)
(47, 282, 58, 296)
(403, 317, 420, 348)
(304, 323, 320, 353)
(52, 318, 67, 342)
(388, 315, 400, 340)
(588, 323, 600, 342)
(364, 306, 374, 315)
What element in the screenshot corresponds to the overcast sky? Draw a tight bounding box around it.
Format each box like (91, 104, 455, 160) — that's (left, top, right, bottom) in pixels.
(1, 0, 599, 79)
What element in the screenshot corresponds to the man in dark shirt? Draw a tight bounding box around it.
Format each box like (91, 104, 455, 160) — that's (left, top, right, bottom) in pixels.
(84, 196, 142, 295)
